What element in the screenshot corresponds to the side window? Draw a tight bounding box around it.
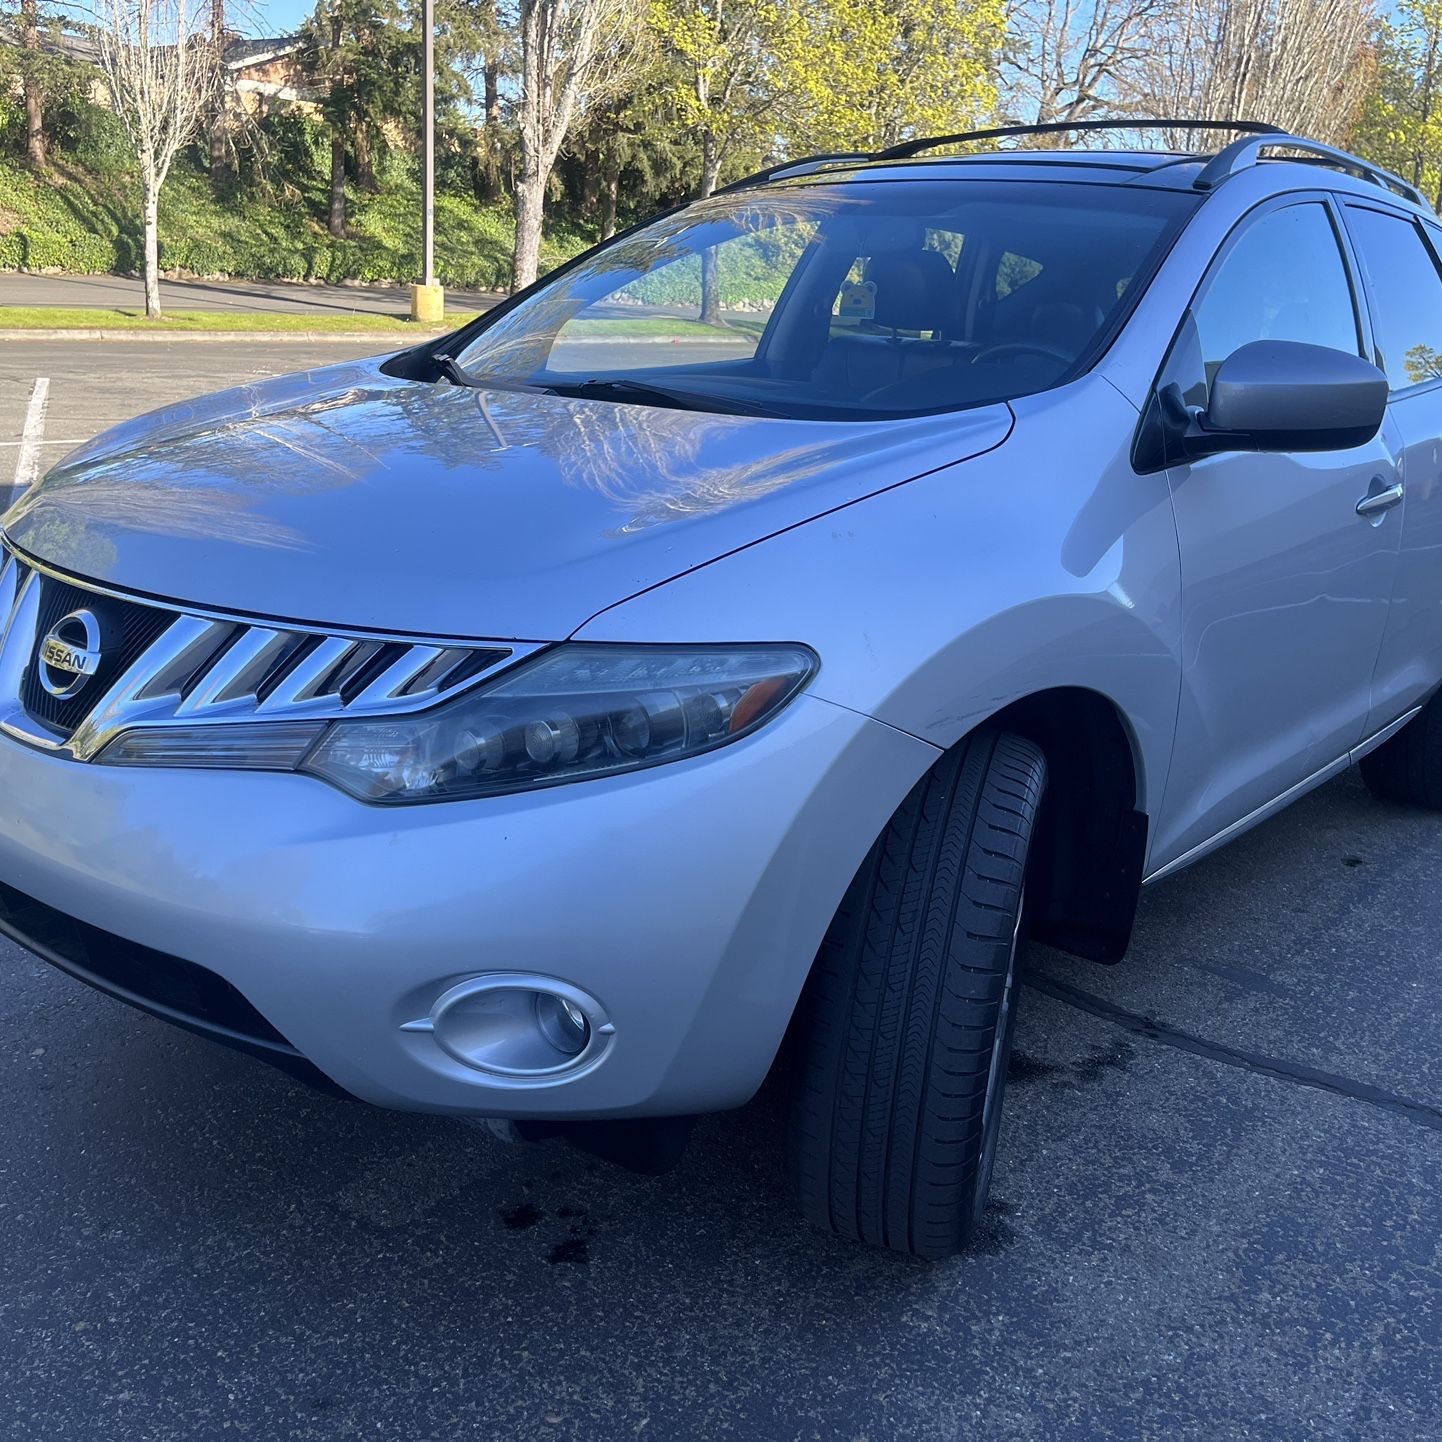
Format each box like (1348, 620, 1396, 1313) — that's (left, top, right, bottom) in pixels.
(995, 251, 1042, 299)
(1170, 202, 1361, 407)
(1346, 206, 1442, 391)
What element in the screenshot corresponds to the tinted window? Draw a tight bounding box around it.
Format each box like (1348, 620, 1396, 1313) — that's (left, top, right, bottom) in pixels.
(1347, 206, 1442, 391)
(1172, 203, 1360, 407)
(996, 251, 1043, 298)
(454, 181, 1195, 421)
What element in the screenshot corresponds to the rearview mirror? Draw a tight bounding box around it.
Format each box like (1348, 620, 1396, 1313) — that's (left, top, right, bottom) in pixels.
(1184, 339, 1388, 459)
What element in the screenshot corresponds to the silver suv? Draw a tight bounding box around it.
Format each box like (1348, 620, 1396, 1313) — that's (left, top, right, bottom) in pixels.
(2, 122, 1439, 1257)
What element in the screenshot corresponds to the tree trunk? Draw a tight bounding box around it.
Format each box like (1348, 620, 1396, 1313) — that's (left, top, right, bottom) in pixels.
(698, 129, 723, 326)
(474, 60, 504, 204)
(210, 111, 227, 183)
(355, 127, 377, 192)
(20, 0, 45, 169)
(209, 0, 227, 184)
(485, 60, 501, 126)
(1416, 26, 1440, 190)
(142, 174, 162, 319)
(329, 133, 347, 237)
(512, 172, 545, 292)
(582, 150, 602, 221)
(601, 159, 620, 240)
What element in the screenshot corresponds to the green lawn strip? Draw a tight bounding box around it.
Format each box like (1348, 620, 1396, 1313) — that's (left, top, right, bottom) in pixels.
(0, 306, 482, 333)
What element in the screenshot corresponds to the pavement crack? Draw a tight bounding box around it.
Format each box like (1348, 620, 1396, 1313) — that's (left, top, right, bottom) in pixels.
(1024, 970, 1442, 1134)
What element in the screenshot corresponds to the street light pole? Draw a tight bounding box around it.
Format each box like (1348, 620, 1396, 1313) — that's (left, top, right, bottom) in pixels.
(422, 0, 434, 288)
(411, 0, 443, 322)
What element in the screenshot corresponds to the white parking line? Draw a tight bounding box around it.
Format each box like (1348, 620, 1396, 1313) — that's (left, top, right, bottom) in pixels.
(11, 377, 50, 493)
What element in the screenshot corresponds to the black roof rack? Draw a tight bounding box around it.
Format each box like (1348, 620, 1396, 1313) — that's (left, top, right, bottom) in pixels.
(874, 117, 1283, 160)
(718, 119, 1428, 211)
(1194, 131, 1426, 206)
(714, 152, 874, 195)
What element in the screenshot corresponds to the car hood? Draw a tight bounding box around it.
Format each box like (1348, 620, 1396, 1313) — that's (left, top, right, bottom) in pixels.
(2, 357, 1012, 640)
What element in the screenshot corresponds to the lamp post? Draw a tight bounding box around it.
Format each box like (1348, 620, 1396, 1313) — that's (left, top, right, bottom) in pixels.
(411, 0, 444, 323)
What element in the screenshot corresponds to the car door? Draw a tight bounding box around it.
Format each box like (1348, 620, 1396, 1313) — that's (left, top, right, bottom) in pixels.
(1339, 202, 1442, 735)
(1149, 195, 1402, 874)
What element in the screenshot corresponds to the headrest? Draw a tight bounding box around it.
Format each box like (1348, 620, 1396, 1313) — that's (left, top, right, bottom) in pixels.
(864, 250, 958, 335)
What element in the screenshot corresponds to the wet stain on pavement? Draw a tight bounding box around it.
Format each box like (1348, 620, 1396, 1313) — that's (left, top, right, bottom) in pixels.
(499, 1201, 543, 1232)
(1008, 1050, 1060, 1084)
(546, 1236, 590, 1266)
(970, 1197, 1018, 1256)
(1071, 1040, 1134, 1085)
(545, 1207, 597, 1265)
(1009, 1041, 1133, 1090)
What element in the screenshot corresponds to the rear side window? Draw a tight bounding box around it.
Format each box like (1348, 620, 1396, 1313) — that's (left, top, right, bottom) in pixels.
(1166, 202, 1361, 408)
(1346, 206, 1442, 391)
(995, 251, 1043, 298)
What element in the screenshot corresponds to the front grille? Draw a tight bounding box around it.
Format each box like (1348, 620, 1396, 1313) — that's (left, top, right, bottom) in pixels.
(0, 542, 533, 761)
(20, 575, 178, 737)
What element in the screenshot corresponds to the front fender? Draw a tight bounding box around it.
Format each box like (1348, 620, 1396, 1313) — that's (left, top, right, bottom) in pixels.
(576, 376, 1184, 857)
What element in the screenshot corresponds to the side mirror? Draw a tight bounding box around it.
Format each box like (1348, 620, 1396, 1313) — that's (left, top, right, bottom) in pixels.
(1183, 339, 1388, 459)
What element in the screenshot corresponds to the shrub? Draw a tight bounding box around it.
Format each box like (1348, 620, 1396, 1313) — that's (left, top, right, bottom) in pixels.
(0, 94, 595, 289)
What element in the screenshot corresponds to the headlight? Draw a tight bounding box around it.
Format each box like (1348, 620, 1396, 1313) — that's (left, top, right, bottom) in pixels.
(98, 643, 818, 804)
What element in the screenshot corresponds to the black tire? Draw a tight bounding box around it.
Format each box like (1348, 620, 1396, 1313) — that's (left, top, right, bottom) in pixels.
(787, 728, 1046, 1259)
(1361, 694, 1442, 809)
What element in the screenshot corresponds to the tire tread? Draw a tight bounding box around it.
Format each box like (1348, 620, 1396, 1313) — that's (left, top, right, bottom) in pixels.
(787, 728, 1046, 1258)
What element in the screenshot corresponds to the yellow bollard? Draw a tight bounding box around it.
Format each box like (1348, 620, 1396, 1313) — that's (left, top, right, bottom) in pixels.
(410, 283, 445, 325)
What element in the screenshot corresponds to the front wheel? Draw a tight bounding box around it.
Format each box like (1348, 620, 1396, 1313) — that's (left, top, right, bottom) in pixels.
(1360, 692, 1442, 809)
(786, 729, 1046, 1258)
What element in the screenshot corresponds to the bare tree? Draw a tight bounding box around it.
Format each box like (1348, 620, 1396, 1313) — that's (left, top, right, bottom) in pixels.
(92, 0, 216, 317)
(1005, 0, 1169, 130)
(1142, 0, 1376, 146)
(511, 0, 647, 290)
(1354, 0, 1442, 208)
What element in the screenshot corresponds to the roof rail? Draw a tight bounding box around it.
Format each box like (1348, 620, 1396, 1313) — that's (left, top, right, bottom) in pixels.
(712, 122, 1427, 212)
(875, 118, 1283, 160)
(714, 123, 1279, 193)
(714, 152, 875, 195)
(1194, 132, 1426, 207)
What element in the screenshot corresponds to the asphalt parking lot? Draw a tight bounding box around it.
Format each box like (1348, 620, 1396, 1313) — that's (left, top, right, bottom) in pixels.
(3, 340, 1442, 1441)
(0, 270, 506, 317)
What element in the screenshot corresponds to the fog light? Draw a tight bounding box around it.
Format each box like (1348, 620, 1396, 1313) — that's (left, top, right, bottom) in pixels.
(400, 974, 613, 1082)
(536, 993, 590, 1055)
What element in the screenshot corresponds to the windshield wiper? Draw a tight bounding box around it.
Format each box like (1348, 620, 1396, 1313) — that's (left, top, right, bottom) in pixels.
(542, 378, 782, 418)
(433, 352, 482, 387)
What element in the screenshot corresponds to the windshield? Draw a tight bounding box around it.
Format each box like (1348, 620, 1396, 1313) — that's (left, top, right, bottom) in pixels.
(451, 179, 1196, 422)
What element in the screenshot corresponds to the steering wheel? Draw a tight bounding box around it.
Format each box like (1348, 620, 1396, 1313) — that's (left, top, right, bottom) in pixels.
(968, 340, 1073, 366)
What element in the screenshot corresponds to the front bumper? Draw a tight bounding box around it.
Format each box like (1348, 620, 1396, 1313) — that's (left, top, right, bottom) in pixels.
(0, 694, 937, 1117)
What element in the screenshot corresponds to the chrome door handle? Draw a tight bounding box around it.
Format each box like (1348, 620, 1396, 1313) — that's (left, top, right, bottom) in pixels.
(1357, 481, 1405, 518)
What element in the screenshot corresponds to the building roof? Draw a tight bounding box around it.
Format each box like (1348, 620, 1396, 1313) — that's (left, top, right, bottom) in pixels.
(222, 33, 312, 70)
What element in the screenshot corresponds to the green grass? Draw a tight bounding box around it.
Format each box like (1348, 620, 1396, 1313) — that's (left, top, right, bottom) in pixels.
(0, 119, 594, 288)
(0, 305, 482, 332)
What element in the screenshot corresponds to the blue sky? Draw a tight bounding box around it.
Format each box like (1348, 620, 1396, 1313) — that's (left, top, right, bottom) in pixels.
(245, 0, 314, 36)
